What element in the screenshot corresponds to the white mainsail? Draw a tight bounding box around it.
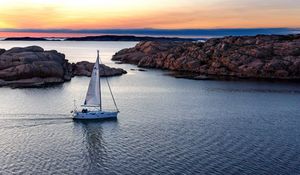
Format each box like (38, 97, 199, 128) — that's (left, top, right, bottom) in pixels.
(84, 53, 101, 108)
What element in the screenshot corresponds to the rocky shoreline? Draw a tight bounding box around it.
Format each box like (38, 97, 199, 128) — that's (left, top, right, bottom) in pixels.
(112, 34, 300, 81)
(0, 46, 126, 88)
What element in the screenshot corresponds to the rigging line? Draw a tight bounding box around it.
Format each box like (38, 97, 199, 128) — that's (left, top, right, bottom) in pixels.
(106, 78, 119, 112)
(97, 50, 102, 111)
(98, 51, 119, 112)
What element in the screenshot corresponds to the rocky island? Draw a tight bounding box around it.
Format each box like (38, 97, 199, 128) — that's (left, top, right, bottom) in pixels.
(0, 46, 126, 88)
(3, 35, 197, 42)
(112, 34, 300, 81)
(64, 35, 196, 42)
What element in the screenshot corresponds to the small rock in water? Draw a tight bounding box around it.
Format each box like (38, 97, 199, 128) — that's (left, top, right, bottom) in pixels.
(194, 75, 215, 80)
(114, 61, 124, 64)
(130, 68, 147, 72)
(138, 68, 147, 72)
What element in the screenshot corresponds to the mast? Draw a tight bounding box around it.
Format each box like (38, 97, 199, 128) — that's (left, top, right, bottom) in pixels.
(97, 50, 102, 111)
(98, 51, 119, 112)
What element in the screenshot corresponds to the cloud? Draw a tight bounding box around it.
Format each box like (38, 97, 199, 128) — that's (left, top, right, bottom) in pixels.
(0, 0, 299, 29)
(0, 4, 62, 28)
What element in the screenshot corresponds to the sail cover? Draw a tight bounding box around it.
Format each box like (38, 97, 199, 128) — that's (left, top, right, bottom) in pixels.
(84, 56, 101, 107)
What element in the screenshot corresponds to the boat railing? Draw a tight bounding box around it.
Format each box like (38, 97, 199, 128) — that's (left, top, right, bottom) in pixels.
(75, 108, 119, 113)
(102, 109, 120, 113)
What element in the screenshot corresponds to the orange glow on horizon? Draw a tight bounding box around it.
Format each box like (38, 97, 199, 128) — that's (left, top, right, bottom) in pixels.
(0, 32, 94, 38)
(0, 0, 299, 36)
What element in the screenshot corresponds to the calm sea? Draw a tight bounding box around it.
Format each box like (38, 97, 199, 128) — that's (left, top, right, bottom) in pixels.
(0, 41, 300, 175)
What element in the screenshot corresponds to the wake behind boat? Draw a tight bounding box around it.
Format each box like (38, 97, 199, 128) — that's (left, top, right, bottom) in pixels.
(72, 50, 119, 120)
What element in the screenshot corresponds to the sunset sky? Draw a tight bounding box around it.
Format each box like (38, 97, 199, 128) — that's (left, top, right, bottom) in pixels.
(0, 0, 299, 36)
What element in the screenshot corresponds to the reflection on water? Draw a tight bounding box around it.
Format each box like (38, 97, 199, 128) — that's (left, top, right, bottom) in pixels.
(73, 119, 118, 173)
(0, 41, 299, 174)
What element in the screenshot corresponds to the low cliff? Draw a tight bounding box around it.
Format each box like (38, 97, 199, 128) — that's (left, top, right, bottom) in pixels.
(112, 34, 300, 80)
(0, 46, 126, 88)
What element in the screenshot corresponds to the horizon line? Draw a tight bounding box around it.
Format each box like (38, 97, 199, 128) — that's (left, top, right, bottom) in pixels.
(0, 28, 299, 38)
(1, 27, 299, 32)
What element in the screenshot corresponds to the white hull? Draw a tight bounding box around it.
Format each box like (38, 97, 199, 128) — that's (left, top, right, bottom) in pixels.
(73, 111, 118, 120)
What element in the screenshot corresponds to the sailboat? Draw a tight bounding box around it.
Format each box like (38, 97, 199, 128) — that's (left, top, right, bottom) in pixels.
(72, 50, 119, 120)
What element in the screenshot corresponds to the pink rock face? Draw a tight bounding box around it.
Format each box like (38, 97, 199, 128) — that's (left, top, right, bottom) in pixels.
(112, 34, 300, 80)
(247, 59, 264, 69)
(0, 46, 69, 82)
(0, 49, 5, 55)
(275, 70, 289, 78)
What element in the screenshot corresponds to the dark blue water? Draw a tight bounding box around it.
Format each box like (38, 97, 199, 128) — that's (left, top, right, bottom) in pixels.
(0, 41, 299, 174)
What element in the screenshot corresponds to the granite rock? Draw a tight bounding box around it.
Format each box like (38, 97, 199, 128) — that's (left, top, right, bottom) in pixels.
(112, 34, 300, 80)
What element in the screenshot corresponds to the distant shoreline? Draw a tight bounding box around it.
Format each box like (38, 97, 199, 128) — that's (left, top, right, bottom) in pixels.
(1, 28, 299, 42)
(1, 35, 200, 42)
